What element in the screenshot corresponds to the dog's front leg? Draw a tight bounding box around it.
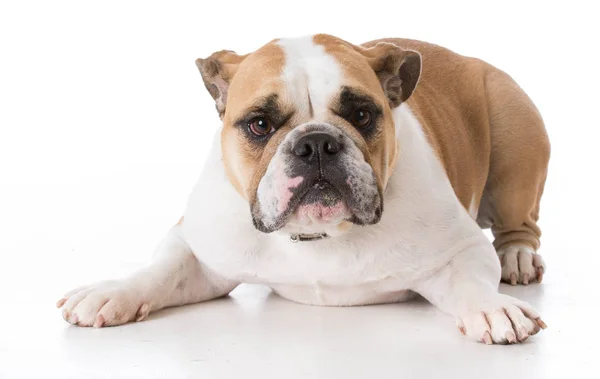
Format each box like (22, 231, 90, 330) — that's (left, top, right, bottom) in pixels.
(56, 222, 238, 327)
(414, 241, 547, 344)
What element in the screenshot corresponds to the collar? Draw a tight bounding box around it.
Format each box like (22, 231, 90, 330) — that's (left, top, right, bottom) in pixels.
(289, 232, 330, 243)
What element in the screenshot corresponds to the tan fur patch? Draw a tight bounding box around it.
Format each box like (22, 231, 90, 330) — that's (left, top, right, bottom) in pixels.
(360, 38, 492, 208)
(217, 42, 293, 201)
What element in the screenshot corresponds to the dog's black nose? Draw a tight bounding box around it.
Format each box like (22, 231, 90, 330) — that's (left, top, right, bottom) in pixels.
(292, 133, 341, 164)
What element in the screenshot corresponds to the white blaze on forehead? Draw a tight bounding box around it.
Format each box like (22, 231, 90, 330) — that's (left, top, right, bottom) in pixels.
(277, 36, 343, 118)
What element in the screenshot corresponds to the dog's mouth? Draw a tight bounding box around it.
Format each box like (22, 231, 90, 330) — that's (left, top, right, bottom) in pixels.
(299, 180, 343, 207)
(288, 180, 351, 226)
(252, 175, 382, 233)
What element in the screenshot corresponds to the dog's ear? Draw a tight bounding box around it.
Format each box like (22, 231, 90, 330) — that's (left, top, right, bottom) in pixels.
(359, 42, 421, 108)
(195, 50, 247, 118)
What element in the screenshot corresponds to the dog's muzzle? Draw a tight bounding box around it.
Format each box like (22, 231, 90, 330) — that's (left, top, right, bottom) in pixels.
(252, 124, 382, 233)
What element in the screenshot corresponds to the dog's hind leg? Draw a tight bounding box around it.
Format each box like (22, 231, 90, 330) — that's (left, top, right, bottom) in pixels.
(477, 66, 550, 285)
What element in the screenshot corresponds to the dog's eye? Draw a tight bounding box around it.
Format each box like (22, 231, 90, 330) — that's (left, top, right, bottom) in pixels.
(350, 109, 372, 128)
(248, 117, 273, 136)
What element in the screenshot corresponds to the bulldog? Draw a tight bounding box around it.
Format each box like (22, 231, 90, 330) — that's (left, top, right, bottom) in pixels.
(57, 34, 550, 344)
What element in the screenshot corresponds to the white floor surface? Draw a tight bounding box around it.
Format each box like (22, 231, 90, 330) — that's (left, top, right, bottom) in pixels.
(0, 160, 596, 378)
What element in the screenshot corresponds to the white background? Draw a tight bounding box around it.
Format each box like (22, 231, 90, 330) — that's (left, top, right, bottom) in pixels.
(1, 1, 599, 378)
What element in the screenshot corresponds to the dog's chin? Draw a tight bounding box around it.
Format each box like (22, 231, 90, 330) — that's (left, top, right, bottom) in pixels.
(286, 182, 352, 228)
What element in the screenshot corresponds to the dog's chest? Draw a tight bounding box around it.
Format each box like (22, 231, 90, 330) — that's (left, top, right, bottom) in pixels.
(199, 233, 421, 305)
(183, 103, 478, 306)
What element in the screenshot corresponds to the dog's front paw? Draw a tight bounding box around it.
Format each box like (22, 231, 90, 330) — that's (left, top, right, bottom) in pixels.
(456, 294, 547, 344)
(497, 243, 545, 285)
(56, 280, 150, 327)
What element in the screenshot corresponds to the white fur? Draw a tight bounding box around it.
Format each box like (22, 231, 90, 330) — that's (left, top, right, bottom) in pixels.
(57, 36, 544, 344)
(468, 195, 479, 219)
(180, 104, 491, 305)
(255, 142, 304, 230)
(277, 36, 342, 118)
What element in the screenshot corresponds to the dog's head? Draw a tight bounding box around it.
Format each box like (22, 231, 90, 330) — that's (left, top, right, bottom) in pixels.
(196, 34, 421, 234)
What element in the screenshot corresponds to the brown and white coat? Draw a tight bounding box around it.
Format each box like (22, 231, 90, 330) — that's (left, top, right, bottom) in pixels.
(57, 34, 549, 345)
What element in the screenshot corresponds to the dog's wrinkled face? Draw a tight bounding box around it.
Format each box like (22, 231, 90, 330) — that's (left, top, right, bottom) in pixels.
(196, 34, 421, 234)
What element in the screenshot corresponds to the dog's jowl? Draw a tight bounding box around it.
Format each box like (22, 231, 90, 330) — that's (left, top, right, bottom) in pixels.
(57, 34, 549, 345)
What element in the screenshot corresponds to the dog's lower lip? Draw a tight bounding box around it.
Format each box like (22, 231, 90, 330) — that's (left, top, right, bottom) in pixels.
(298, 180, 343, 206)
